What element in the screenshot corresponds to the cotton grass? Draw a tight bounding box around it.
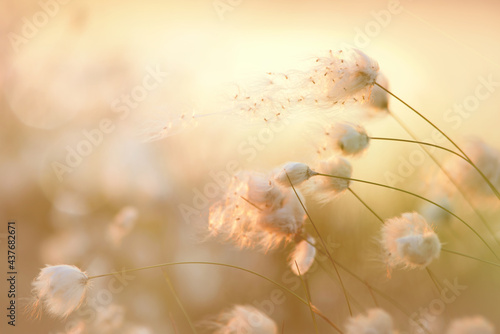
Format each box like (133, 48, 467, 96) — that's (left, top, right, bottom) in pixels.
(30, 265, 89, 318)
(381, 212, 441, 270)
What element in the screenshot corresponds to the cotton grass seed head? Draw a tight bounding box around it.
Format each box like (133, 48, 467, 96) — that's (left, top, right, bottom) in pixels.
(382, 212, 441, 270)
(247, 172, 287, 211)
(274, 162, 317, 187)
(211, 305, 278, 334)
(446, 316, 494, 334)
(30, 264, 89, 318)
(289, 235, 316, 275)
(339, 48, 380, 97)
(209, 171, 306, 251)
(328, 122, 370, 156)
(303, 156, 352, 204)
(345, 308, 394, 334)
(311, 48, 379, 104)
(256, 188, 306, 235)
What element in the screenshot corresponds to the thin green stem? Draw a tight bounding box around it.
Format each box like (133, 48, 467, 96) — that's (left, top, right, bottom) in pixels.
(300, 236, 366, 313)
(295, 262, 319, 334)
(377, 82, 500, 200)
(346, 187, 500, 272)
(425, 268, 442, 293)
(240, 196, 263, 211)
(441, 248, 500, 268)
(370, 137, 465, 160)
(335, 260, 431, 334)
(300, 236, 429, 334)
(87, 261, 343, 333)
(285, 172, 353, 316)
(161, 269, 198, 334)
(350, 187, 442, 298)
(365, 281, 379, 308)
(375, 83, 463, 156)
(315, 173, 500, 261)
(348, 188, 384, 224)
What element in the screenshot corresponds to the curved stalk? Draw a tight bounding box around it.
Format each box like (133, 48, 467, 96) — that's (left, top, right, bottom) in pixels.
(295, 262, 319, 334)
(345, 189, 500, 270)
(348, 188, 384, 223)
(161, 269, 198, 334)
(285, 172, 353, 316)
(88, 261, 343, 333)
(441, 248, 500, 268)
(370, 137, 465, 160)
(379, 113, 500, 251)
(350, 188, 443, 296)
(376, 82, 500, 200)
(300, 236, 431, 334)
(315, 173, 500, 261)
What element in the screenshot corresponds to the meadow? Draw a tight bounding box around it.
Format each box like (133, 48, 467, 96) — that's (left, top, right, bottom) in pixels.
(1, 1, 500, 333)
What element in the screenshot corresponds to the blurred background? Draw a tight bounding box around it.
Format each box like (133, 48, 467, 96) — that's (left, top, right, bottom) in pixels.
(1, 0, 500, 333)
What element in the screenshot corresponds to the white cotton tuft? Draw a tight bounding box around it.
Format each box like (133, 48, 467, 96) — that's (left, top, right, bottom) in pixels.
(337, 48, 380, 98)
(289, 236, 316, 275)
(311, 48, 379, 104)
(345, 308, 394, 334)
(302, 156, 352, 204)
(30, 264, 89, 318)
(247, 173, 287, 212)
(209, 171, 306, 251)
(381, 212, 441, 270)
(274, 162, 317, 187)
(257, 189, 306, 235)
(328, 122, 370, 156)
(211, 305, 278, 334)
(446, 316, 494, 334)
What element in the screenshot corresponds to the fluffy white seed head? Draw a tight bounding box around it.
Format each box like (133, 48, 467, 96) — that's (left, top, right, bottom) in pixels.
(30, 265, 89, 318)
(339, 48, 380, 97)
(328, 122, 370, 156)
(209, 171, 306, 251)
(289, 235, 317, 275)
(446, 316, 494, 334)
(274, 162, 317, 187)
(311, 48, 379, 104)
(210, 48, 381, 125)
(211, 305, 278, 334)
(247, 172, 286, 211)
(345, 308, 394, 334)
(302, 156, 352, 204)
(382, 212, 441, 270)
(256, 188, 306, 235)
